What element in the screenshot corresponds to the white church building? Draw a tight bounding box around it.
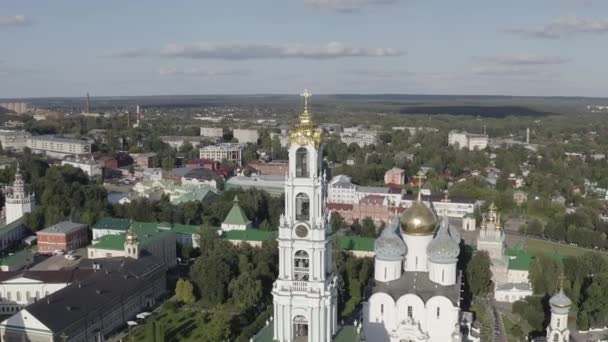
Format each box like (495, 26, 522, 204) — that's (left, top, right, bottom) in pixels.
(271, 91, 339, 342)
(3, 165, 35, 225)
(362, 191, 463, 342)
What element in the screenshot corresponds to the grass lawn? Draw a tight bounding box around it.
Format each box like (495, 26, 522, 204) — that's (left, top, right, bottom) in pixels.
(126, 302, 208, 342)
(524, 238, 608, 259)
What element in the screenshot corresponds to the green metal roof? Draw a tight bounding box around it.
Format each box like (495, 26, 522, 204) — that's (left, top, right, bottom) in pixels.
(0, 249, 34, 267)
(222, 229, 274, 242)
(338, 236, 375, 252)
(92, 234, 125, 251)
(223, 197, 251, 226)
(93, 217, 130, 231)
(0, 217, 25, 236)
(170, 223, 199, 234)
(506, 246, 532, 271)
(91, 222, 173, 251)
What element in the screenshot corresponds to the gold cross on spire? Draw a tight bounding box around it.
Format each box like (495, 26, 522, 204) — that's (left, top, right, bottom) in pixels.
(301, 89, 311, 113)
(415, 171, 426, 202)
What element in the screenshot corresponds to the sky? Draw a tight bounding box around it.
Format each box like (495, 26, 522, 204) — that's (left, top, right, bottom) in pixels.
(1, 0, 608, 98)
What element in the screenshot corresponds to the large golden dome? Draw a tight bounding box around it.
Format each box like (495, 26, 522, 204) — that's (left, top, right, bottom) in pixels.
(400, 194, 438, 236)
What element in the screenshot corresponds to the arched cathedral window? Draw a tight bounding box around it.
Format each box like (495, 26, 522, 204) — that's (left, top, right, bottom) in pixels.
(294, 250, 310, 281)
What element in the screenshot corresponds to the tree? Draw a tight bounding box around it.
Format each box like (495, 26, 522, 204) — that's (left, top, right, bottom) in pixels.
(467, 251, 493, 297)
(360, 217, 377, 237)
(529, 254, 562, 295)
(175, 278, 196, 304)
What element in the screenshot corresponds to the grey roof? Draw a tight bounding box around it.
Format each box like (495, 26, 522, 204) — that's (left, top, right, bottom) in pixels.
(0, 269, 94, 284)
(427, 217, 460, 264)
(29, 135, 89, 145)
(549, 288, 572, 311)
(374, 217, 407, 261)
(23, 256, 166, 333)
(38, 221, 87, 235)
(372, 271, 461, 305)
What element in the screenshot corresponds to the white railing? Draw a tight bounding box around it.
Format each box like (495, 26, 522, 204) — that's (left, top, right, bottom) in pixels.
(292, 281, 308, 292)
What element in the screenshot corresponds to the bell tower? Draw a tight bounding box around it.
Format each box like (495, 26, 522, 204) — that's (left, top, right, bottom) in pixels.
(272, 91, 338, 342)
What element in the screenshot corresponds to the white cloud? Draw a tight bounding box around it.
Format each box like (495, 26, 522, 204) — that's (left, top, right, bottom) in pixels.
(305, 0, 398, 12)
(506, 16, 608, 39)
(476, 54, 569, 65)
(0, 15, 30, 28)
(158, 67, 251, 77)
(159, 42, 403, 59)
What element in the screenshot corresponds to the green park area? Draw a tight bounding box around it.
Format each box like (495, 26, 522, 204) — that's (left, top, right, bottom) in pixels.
(524, 238, 608, 259)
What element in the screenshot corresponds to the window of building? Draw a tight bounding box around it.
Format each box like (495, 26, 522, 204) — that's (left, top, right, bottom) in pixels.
(16, 292, 21, 301)
(380, 304, 384, 314)
(295, 147, 309, 178)
(407, 306, 413, 318)
(557, 318, 560, 328)
(295, 193, 310, 221)
(294, 250, 310, 281)
(436, 307, 440, 318)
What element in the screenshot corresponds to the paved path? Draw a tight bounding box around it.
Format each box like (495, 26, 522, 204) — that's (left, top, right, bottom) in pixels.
(490, 300, 507, 342)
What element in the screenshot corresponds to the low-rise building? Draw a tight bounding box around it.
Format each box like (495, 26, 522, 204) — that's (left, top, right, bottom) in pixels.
(61, 156, 102, 178)
(0, 269, 94, 314)
(199, 143, 244, 166)
(384, 167, 406, 186)
(0, 256, 167, 342)
(132, 152, 157, 169)
(200, 126, 224, 139)
(513, 190, 528, 206)
(27, 136, 91, 158)
(131, 179, 218, 204)
(448, 130, 488, 150)
(0, 219, 28, 252)
(226, 174, 285, 197)
(0, 250, 34, 272)
(339, 131, 378, 147)
(36, 222, 89, 254)
(159, 136, 205, 149)
(0, 130, 31, 151)
(87, 222, 176, 267)
(221, 196, 252, 231)
(248, 160, 289, 176)
(233, 128, 259, 144)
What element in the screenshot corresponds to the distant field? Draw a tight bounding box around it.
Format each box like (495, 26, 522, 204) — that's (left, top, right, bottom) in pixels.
(524, 238, 606, 258)
(399, 105, 551, 118)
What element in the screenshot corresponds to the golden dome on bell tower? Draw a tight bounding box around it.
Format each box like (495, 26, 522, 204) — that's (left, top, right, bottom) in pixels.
(289, 90, 323, 148)
(400, 173, 438, 236)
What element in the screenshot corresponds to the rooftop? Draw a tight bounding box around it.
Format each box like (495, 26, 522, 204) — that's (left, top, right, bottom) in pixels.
(91, 222, 173, 250)
(0, 249, 34, 267)
(0, 217, 25, 236)
(93, 217, 130, 231)
(372, 271, 461, 305)
(29, 135, 90, 145)
(11, 256, 166, 333)
(0, 269, 95, 284)
(222, 229, 275, 242)
(38, 221, 87, 235)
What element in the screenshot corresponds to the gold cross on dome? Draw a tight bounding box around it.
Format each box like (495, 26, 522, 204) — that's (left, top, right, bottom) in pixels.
(415, 172, 426, 190)
(301, 89, 311, 113)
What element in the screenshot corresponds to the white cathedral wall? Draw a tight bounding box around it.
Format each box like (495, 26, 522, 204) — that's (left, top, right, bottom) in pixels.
(507, 269, 529, 284)
(365, 293, 459, 342)
(427, 261, 457, 286)
(374, 258, 402, 282)
(402, 234, 433, 272)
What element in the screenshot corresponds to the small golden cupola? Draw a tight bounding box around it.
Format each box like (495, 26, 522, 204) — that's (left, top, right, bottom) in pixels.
(400, 173, 438, 236)
(289, 90, 323, 148)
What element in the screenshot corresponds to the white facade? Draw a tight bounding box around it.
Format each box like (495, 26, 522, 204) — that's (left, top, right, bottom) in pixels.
(0, 275, 76, 314)
(27, 136, 91, 157)
(233, 128, 259, 144)
(0, 130, 31, 151)
(339, 131, 378, 147)
(61, 157, 102, 178)
(272, 97, 338, 342)
(3, 167, 35, 225)
(546, 289, 571, 342)
(200, 127, 224, 138)
(448, 131, 488, 150)
(199, 143, 244, 166)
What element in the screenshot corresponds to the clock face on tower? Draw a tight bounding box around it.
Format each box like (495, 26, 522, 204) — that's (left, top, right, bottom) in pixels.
(295, 225, 308, 238)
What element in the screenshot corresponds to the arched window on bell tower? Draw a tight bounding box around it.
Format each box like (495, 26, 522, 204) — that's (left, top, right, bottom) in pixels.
(295, 147, 309, 178)
(294, 250, 310, 281)
(295, 193, 310, 221)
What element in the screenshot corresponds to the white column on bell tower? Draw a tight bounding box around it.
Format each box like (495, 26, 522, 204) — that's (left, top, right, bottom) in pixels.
(272, 91, 338, 342)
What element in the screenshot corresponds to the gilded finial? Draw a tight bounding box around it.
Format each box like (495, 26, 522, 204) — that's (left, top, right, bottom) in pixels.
(415, 172, 425, 202)
(302, 89, 311, 114)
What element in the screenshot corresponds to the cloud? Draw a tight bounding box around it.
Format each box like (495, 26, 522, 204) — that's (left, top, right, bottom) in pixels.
(476, 54, 570, 66)
(158, 67, 251, 77)
(159, 42, 403, 59)
(305, 0, 398, 12)
(102, 48, 151, 58)
(506, 16, 608, 39)
(0, 15, 31, 28)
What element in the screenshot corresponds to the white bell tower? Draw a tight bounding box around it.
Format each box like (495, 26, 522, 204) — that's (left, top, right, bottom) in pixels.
(272, 91, 338, 342)
(547, 279, 571, 342)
